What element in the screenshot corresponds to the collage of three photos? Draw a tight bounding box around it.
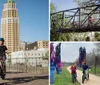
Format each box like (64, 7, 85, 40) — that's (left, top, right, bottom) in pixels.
(0, 0, 100, 85)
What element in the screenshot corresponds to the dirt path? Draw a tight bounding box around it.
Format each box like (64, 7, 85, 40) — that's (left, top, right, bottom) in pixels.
(67, 66, 100, 85)
(0, 72, 48, 85)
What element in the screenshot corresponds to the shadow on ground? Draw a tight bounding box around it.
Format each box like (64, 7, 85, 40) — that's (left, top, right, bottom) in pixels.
(0, 75, 48, 85)
(6, 72, 25, 74)
(0, 82, 11, 85)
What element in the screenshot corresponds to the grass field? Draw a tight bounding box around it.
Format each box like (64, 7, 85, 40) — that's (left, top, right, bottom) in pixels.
(51, 66, 80, 85)
(89, 67, 100, 76)
(78, 66, 100, 76)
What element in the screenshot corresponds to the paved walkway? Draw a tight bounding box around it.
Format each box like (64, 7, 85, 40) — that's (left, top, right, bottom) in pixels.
(0, 72, 48, 85)
(67, 66, 100, 85)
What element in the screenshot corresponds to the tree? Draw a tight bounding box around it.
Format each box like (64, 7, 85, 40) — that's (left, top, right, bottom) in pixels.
(86, 53, 94, 66)
(73, 0, 97, 41)
(42, 51, 49, 60)
(50, 3, 71, 41)
(85, 36, 90, 41)
(86, 44, 100, 67)
(95, 32, 100, 41)
(50, 2, 56, 13)
(94, 43, 100, 52)
(74, 0, 100, 6)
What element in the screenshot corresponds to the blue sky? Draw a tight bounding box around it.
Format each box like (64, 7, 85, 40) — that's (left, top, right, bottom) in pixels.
(53, 42, 95, 62)
(0, 0, 49, 42)
(51, 0, 78, 11)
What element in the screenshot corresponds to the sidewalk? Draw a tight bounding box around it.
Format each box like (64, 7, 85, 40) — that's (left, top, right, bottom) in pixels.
(67, 66, 100, 85)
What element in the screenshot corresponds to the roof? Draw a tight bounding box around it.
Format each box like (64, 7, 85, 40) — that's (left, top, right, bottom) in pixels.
(7, 0, 15, 3)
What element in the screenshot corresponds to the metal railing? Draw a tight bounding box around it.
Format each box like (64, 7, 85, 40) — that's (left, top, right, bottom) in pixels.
(51, 5, 100, 33)
(6, 57, 48, 74)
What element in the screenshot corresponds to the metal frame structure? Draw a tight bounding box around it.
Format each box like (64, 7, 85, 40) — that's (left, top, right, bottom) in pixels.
(51, 5, 100, 33)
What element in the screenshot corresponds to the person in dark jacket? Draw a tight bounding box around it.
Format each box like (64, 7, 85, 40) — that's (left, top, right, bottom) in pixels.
(0, 38, 8, 73)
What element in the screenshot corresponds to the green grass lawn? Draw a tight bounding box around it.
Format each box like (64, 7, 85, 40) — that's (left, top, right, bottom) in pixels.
(51, 66, 80, 85)
(89, 67, 100, 76)
(78, 66, 100, 76)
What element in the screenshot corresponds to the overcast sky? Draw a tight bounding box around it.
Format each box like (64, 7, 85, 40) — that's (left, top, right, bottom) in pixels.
(53, 42, 95, 62)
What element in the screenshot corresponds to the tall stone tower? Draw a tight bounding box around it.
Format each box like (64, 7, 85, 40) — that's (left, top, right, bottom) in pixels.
(1, 0, 20, 53)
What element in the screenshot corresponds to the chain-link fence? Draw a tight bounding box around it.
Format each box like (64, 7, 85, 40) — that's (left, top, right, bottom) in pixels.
(6, 57, 48, 74)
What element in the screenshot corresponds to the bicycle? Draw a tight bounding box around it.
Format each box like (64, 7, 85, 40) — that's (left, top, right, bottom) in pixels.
(0, 56, 6, 79)
(82, 69, 89, 83)
(0, 52, 8, 80)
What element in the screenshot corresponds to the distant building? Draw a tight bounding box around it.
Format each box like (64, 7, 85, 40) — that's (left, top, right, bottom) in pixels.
(11, 48, 48, 67)
(20, 41, 27, 50)
(1, 0, 20, 53)
(27, 41, 49, 50)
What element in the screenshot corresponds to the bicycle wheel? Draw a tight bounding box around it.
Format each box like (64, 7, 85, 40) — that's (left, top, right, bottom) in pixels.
(1, 73, 5, 80)
(82, 75, 85, 83)
(87, 74, 89, 80)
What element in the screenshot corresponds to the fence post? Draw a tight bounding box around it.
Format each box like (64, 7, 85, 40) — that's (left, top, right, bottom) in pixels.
(32, 58, 34, 73)
(9, 62, 10, 72)
(36, 57, 37, 73)
(17, 58, 18, 72)
(95, 56, 97, 74)
(8, 57, 11, 72)
(26, 58, 27, 73)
